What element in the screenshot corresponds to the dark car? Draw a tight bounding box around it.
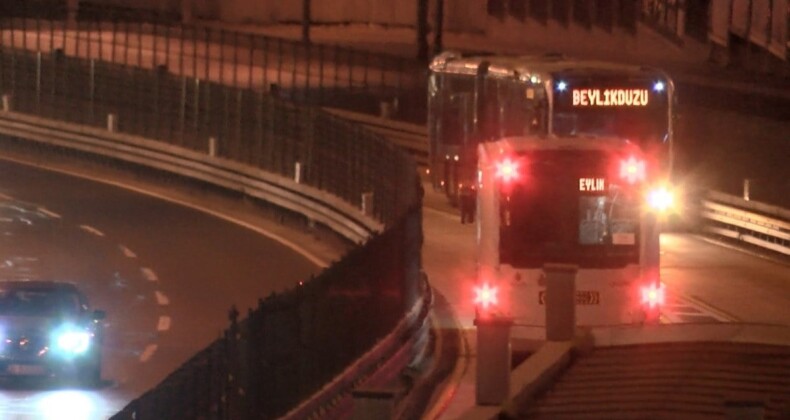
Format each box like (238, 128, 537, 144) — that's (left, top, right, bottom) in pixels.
(0, 281, 105, 386)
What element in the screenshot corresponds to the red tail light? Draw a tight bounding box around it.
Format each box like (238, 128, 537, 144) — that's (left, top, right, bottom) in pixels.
(495, 158, 520, 183)
(640, 282, 665, 308)
(619, 156, 646, 184)
(474, 283, 499, 310)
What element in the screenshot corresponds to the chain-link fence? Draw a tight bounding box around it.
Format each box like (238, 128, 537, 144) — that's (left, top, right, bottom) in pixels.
(1, 24, 423, 418)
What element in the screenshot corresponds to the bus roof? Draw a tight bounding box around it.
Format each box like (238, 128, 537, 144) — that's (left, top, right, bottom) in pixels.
(430, 51, 670, 83)
(480, 135, 644, 156)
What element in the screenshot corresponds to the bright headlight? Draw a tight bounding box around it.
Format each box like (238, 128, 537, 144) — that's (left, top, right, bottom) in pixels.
(54, 330, 92, 355)
(647, 186, 675, 213)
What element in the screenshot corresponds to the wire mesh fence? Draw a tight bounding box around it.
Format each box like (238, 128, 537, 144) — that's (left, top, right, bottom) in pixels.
(0, 16, 426, 118)
(0, 46, 418, 222)
(0, 16, 423, 418)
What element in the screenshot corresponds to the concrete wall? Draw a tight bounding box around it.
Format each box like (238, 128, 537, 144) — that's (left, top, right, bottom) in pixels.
(85, 0, 180, 14)
(82, 0, 482, 32)
(215, 0, 416, 26)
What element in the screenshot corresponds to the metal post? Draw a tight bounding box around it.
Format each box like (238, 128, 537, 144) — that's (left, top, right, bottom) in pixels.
(111, 19, 117, 63)
(36, 52, 41, 106)
(219, 30, 225, 84)
(544, 264, 577, 341)
(208, 136, 217, 157)
(89, 59, 95, 123)
(294, 162, 302, 183)
(743, 179, 751, 201)
(137, 21, 143, 67)
(193, 78, 200, 130)
(179, 76, 186, 144)
(204, 27, 209, 81)
(361, 192, 374, 216)
(474, 315, 512, 406)
(248, 34, 253, 89)
(233, 31, 239, 87)
(107, 113, 118, 132)
(318, 44, 324, 104)
(152, 22, 158, 68)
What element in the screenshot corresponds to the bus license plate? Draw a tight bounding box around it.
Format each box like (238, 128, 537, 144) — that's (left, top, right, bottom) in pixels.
(7, 364, 46, 376)
(539, 291, 600, 305)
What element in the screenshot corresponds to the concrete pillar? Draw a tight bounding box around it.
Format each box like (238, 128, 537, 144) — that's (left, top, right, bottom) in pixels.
(544, 264, 577, 341)
(474, 315, 512, 406)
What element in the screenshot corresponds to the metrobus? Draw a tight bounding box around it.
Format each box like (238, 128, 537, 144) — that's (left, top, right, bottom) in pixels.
(476, 136, 665, 326)
(428, 52, 676, 206)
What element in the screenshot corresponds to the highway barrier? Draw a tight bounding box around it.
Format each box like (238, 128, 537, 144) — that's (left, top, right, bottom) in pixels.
(0, 44, 425, 419)
(701, 191, 790, 257)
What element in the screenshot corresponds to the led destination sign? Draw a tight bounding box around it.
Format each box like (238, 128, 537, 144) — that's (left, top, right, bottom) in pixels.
(572, 89, 649, 107)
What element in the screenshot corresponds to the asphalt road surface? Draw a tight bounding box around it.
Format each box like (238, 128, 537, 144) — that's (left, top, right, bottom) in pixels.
(0, 157, 321, 419)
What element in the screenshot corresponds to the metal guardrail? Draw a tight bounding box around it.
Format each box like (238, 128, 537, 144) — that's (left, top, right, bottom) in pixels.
(701, 191, 790, 256)
(0, 111, 382, 244)
(324, 106, 428, 167)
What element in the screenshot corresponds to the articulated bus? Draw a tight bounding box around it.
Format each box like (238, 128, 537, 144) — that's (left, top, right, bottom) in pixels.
(428, 52, 676, 207)
(476, 136, 665, 326)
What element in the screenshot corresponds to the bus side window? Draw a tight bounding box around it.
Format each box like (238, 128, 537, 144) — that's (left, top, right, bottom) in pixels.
(478, 78, 500, 141)
(438, 74, 475, 146)
(528, 97, 548, 136)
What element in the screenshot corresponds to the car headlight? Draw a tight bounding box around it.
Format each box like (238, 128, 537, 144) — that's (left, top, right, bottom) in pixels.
(52, 328, 92, 355)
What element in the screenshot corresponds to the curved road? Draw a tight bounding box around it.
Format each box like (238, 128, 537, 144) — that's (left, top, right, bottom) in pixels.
(0, 157, 324, 419)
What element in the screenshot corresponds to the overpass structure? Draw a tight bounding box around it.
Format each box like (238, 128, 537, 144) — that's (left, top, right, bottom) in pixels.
(0, 9, 788, 420)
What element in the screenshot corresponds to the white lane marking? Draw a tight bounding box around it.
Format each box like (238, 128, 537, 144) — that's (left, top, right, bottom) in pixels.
(141, 267, 158, 281)
(663, 294, 734, 323)
(157, 316, 171, 331)
(0, 157, 330, 268)
(79, 224, 105, 237)
(37, 207, 62, 219)
(119, 244, 138, 258)
(139, 344, 157, 362)
(155, 291, 170, 306)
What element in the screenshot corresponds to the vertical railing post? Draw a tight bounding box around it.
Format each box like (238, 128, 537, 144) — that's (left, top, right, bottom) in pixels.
(743, 179, 751, 201)
(219, 29, 225, 84)
(203, 27, 210, 81)
(232, 31, 239, 87)
(318, 43, 324, 105)
(137, 20, 143, 67)
(247, 33, 253, 89)
(89, 59, 95, 124)
(35, 52, 41, 110)
(111, 19, 117, 63)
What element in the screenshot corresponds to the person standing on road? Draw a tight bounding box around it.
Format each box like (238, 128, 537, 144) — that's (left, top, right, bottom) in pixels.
(459, 184, 476, 224)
